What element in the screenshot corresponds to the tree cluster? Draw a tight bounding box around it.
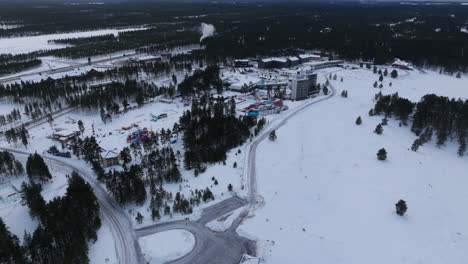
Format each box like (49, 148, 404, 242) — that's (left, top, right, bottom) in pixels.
(180, 95, 255, 170)
(178, 65, 223, 97)
(0, 59, 41, 75)
(0, 150, 23, 178)
(411, 94, 468, 155)
(25, 153, 51, 183)
(373, 93, 415, 125)
(102, 165, 147, 205)
(13, 172, 101, 263)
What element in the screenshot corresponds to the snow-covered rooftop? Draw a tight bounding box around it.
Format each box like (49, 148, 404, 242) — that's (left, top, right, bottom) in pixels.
(103, 150, 119, 159)
(262, 57, 288, 63)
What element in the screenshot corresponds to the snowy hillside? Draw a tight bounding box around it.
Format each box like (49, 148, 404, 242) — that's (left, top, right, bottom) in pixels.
(239, 67, 468, 264)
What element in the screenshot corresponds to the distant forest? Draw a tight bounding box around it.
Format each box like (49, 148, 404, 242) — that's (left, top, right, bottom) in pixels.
(0, 2, 467, 70)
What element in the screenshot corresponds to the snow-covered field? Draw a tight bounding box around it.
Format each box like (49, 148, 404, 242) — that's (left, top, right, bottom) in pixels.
(0, 27, 147, 55)
(239, 66, 468, 264)
(139, 229, 195, 264)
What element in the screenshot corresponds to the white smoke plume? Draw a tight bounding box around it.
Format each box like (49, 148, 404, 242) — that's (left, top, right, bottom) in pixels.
(200, 23, 215, 42)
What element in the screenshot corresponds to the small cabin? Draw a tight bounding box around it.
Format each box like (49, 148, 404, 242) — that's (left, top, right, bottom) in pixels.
(101, 150, 121, 168)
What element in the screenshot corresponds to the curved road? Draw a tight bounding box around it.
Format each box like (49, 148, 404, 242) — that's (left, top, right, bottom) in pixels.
(0, 106, 144, 264)
(136, 75, 337, 264)
(1, 148, 145, 264)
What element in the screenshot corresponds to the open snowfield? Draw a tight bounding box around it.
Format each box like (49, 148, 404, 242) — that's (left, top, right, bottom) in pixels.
(239, 66, 468, 264)
(0, 27, 147, 55)
(139, 229, 195, 264)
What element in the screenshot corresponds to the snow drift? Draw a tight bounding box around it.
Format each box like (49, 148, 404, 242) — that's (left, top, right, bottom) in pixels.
(200, 23, 215, 42)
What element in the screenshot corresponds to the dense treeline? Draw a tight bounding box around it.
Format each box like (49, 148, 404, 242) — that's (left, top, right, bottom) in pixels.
(373, 93, 415, 125)
(0, 217, 25, 263)
(45, 26, 200, 59)
(0, 151, 23, 178)
(102, 165, 147, 205)
(2, 3, 468, 69)
(20, 172, 101, 263)
(180, 94, 256, 171)
(411, 94, 468, 155)
(178, 65, 223, 96)
(0, 64, 180, 119)
(0, 59, 41, 75)
(373, 93, 468, 155)
(0, 2, 216, 38)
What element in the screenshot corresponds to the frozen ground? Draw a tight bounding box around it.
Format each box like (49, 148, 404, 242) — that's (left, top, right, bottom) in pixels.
(239, 66, 468, 264)
(139, 229, 195, 264)
(0, 27, 147, 55)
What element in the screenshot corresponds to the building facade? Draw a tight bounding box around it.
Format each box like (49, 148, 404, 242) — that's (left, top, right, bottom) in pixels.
(291, 73, 318, 100)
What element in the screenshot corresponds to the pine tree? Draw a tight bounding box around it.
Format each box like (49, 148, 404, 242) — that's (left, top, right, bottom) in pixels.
(233, 161, 237, 168)
(373, 81, 378, 88)
(381, 117, 388, 126)
(20, 126, 28, 148)
(227, 184, 233, 192)
(26, 153, 52, 182)
(122, 99, 129, 112)
(269, 130, 277, 141)
(374, 124, 383, 135)
(151, 207, 160, 221)
(377, 148, 387, 160)
(322, 86, 329, 95)
(355, 116, 362, 125)
(395, 200, 407, 216)
(391, 70, 398, 78)
(456, 72, 461, 78)
(384, 69, 388, 76)
(0, 217, 26, 263)
(136, 212, 144, 224)
(77, 120, 85, 134)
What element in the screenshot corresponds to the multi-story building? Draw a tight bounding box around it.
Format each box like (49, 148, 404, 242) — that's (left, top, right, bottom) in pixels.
(291, 73, 318, 100)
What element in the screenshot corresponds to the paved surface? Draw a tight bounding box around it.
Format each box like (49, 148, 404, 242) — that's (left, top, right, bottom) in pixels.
(136, 196, 254, 264)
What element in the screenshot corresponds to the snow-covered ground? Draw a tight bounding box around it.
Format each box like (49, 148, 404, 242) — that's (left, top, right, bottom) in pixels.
(0, 27, 147, 55)
(206, 206, 245, 232)
(89, 223, 118, 264)
(0, 154, 117, 264)
(0, 154, 69, 241)
(139, 229, 195, 264)
(239, 66, 468, 264)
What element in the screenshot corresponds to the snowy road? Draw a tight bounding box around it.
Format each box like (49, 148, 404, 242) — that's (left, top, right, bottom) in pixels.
(247, 80, 336, 206)
(135, 77, 337, 264)
(136, 196, 255, 264)
(1, 148, 145, 264)
(0, 107, 144, 264)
